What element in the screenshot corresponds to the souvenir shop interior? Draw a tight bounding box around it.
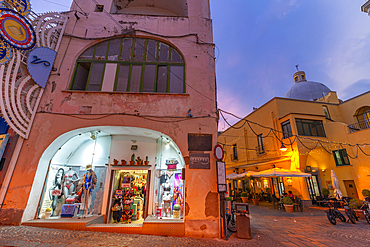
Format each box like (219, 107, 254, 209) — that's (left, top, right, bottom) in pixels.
(109, 170, 147, 224)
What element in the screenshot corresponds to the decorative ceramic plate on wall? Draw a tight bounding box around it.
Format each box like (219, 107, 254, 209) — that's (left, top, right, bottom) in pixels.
(0, 8, 35, 50)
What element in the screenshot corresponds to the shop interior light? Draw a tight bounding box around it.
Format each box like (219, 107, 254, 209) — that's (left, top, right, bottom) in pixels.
(280, 142, 287, 152)
(166, 141, 170, 149)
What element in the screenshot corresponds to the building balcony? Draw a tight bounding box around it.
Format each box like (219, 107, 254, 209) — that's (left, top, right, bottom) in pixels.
(348, 121, 370, 133)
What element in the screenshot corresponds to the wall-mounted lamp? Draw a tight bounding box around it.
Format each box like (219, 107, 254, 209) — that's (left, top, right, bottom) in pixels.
(271, 164, 276, 168)
(322, 169, 326, 172)
(255, 167, 258, 170)
(280, 142, 287, 152)
(286, 177, 292, 185)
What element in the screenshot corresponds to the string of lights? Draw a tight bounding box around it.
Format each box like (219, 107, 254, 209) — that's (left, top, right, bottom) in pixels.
(36, 111, 216, 123)
(218, 109, 370, 159)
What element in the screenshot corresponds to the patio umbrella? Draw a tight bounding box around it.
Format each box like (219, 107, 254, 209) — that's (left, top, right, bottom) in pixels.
(251, 168, 311, 177)
(235, 171, 259, 179)
(331, 170, 342, 200)
(226, 171, 259, 180)
(226, 173, 239, 180)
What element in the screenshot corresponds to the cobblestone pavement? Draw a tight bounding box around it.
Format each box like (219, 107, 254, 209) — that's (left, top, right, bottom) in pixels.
(0, 203, 369, 246)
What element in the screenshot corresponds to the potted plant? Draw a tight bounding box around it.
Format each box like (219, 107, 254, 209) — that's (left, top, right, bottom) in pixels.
(144, 156, 150, 166)
(349, 198, 365, 220)
(241, 192, 249, 203)
(44, 207, 52, 219)
(130, 153, 135, 165)
(225, 196, 233, 212)
(136, 156, 142, 165)
(362, 189, 370, 199)
(113, 159, 119, 166)
(283, 196, 294, 213)
(173, 204, 181, 218)
(252, 193, 260, 205)
(121, 159, 127, 166)
(321, 188, 330, 199)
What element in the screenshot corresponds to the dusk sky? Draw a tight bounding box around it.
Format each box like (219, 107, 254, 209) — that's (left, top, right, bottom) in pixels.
(32, 0, 370, 130)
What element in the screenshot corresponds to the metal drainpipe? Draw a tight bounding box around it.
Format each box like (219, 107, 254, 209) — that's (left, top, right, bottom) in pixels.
(0, 137, 24, 210)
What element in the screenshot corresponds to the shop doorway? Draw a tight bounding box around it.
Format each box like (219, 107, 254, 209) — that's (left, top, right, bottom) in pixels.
(272, 177, 285, 198)
(343, 180, 359, 199)
(306, 175, 321, 204)
(107, 169, 150, 225)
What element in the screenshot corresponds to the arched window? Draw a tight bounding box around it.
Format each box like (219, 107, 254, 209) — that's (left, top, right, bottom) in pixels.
(355, 106, 370, 128)
(70, 37, 185, 94)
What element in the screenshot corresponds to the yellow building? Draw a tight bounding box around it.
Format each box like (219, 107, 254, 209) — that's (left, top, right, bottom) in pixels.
(218, 69, 370, 206)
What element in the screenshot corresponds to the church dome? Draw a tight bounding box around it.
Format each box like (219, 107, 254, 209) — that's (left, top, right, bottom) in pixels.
(283, 68, 331, 101)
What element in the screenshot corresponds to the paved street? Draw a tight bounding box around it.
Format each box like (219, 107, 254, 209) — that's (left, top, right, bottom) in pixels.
(0, 202, 369, 246)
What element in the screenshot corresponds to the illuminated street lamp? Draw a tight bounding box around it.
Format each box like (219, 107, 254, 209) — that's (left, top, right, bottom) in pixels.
(280, 142, 287, 152)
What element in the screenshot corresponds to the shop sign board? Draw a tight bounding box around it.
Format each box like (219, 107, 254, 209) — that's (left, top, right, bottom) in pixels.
(188, 134, 212, 151)
(27, 47, 57, 88)
(217, 161, 227, 193)
(189, 153, 210, 169)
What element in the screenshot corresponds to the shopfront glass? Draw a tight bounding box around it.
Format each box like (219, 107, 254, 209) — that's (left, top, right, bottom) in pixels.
(153, 165, 184, 219)
(37, 164, 107, 218)
(152, 137, 185, 220)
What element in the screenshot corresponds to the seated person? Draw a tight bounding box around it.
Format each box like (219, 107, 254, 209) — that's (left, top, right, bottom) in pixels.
(288, 191, 294, 199)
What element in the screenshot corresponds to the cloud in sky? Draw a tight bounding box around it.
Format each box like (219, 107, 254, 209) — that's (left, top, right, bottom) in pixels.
(341, 79, 370, 100)
(267, 0, 300, 20)
(213, 0, 370, 127)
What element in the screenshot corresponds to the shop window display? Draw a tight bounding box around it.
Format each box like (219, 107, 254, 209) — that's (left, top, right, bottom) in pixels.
(38, 165, 106, 219)
(109, 170, 147, 224)
(154, 159, 184, 219)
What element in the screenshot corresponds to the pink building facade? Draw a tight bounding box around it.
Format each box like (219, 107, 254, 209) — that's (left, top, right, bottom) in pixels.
(0, 0, 219, 238)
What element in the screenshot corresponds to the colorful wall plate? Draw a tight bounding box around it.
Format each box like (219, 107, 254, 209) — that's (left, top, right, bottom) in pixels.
(0, 40, 11, 65)
(7, 0, 31, 17)
(27, 47, 57, 88)
(0, 8, 35, 50)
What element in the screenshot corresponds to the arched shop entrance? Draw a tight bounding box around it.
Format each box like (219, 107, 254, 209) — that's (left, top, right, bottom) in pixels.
(23, 126, 185, 226)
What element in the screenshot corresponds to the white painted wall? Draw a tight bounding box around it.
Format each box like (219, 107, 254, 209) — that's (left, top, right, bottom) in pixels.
(67, 135, 111, 166)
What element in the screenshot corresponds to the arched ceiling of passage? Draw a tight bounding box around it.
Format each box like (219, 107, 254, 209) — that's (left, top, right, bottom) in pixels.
(49, 126, 176, 165)
(113, 0, 188, 16)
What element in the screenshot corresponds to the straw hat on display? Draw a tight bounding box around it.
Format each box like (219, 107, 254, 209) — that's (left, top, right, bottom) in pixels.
(85, 164, 93, 170)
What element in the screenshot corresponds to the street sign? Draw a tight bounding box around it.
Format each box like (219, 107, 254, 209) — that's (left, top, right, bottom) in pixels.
(214, 144, 224, 161)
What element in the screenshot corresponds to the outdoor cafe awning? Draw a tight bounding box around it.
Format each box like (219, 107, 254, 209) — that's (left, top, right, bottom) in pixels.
(250, 168, 312, 178)
(226, 171, 259, 180)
